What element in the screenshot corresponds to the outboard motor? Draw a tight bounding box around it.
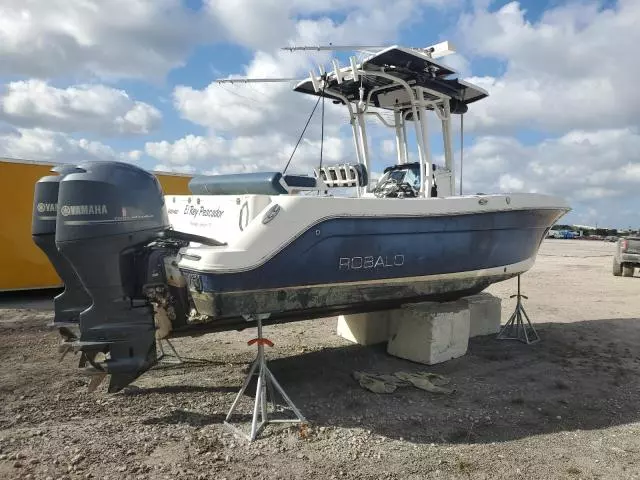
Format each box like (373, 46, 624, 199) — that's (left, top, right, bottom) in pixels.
(54, 161, 171, 393)
(31, 164, 92, 332)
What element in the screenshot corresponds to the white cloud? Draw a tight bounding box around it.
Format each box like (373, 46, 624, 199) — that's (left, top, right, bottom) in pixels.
(460, 127, 640, 226)
(204, 0, 453, 51)
(0, 0, 456, 81)
(1, 80, 161, 135)
(456, 0, 640, 134)
(153, 163, 197, 175)
(498, 173, 524, 192)
(184, 0, 461, 137)
(0, 127, 138, 163)
(145, 135, 227, 166)
(0, 0, 213, 80)
(123, 150, 143, 163)
(145, 133, 351, 175)
(444, 0, 640, 228)
(173, 45, 356, 141)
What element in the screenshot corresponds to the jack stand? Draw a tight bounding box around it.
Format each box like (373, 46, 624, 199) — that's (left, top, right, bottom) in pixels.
(224, 315, 307, 442)
(156, 338, 184, 365)
(497, 274, 540, 344)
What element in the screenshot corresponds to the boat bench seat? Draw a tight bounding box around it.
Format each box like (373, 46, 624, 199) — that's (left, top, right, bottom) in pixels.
(188, 171, 319, 196)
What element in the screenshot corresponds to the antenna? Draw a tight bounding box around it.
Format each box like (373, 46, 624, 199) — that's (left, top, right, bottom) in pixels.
(214, 41, 457, 86)
(281, 45, 386, 52)
(281, 41, 456, 58)
(213, 77, 300, 84)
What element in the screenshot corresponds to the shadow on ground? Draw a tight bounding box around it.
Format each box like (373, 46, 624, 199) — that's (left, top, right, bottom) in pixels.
(0, 288, 59, 311)
(124, 384, 241, 397)
(3, 312, 640, 447)
(142, 317, 640, 445)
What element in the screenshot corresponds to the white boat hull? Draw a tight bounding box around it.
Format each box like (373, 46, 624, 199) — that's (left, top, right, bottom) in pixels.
(167, 193, 569, 319)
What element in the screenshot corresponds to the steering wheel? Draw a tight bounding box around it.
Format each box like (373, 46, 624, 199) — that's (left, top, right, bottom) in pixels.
(396, 182, 417, 197)
(374, 178, 417, 198)
(373, 178, 398, 197)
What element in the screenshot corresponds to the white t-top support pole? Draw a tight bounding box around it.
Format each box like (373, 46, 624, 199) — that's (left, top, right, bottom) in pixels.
(356, 111, 372, 192)
(409, 102, 427, 196)
(402, 111, 412, 164)
(350, 114, 364, 167)
(394, 110, 406, 164)
(417, 88, 432, 197)
(401, 119, 409, 163)
(440, 99, 455, 195)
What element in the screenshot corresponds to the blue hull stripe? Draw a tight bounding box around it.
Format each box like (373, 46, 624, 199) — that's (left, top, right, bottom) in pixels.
(182, 208, 563, 293)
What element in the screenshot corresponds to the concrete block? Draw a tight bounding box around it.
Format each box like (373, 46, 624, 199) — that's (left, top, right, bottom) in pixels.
(336, 311, 390, 346)
(387, 300, 470, 365)
(465, 292, 502, 338)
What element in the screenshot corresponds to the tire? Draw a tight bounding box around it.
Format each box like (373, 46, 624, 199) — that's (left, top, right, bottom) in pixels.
(613, 260, 622, 276)
(622, 265, 634, 277)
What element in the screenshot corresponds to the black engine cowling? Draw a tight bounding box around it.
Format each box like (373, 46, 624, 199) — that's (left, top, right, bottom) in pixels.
(32, 164, 92, 328)
(54, 161, 172, 392)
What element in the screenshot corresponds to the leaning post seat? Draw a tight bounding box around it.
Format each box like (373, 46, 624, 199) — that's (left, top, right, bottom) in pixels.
(188, 171, 323, 195)
(314, 163, 368, 188)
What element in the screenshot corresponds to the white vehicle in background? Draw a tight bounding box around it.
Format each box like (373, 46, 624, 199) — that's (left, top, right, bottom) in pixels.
(548, 230, 566, 239)
(613, 236, 640, 277)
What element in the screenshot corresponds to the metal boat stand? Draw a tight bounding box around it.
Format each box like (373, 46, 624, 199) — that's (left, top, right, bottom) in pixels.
(155, 338, 212, 368)
(224, 314, 307, 442)
(497, 274, 540, 344)
(156, 338, 184, 365)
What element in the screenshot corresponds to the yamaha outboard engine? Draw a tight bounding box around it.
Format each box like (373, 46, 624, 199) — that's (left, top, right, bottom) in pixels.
(54, 161, 171, 393)
(32, 164, 92, 331)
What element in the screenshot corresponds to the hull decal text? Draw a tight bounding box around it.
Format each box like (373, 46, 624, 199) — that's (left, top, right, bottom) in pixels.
(339, 254, 405, 271)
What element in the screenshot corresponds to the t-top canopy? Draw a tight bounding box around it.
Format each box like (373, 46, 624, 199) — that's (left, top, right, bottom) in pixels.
(292, 45, 488, 113)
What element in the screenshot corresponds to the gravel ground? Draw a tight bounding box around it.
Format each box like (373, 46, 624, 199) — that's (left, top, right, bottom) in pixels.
(1, 239, 640, 480)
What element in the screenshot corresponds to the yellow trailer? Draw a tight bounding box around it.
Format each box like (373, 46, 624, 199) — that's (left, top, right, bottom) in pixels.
(0, 157, 193, 292)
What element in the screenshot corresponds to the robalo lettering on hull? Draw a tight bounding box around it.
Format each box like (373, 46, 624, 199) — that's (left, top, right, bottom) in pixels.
(339, 254, 405, 270)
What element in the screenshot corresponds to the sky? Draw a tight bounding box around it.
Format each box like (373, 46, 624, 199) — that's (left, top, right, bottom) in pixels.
(0, 0, 638, 229)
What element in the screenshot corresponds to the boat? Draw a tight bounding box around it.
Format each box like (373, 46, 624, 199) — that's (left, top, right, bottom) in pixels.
(31, 41, 570, 392)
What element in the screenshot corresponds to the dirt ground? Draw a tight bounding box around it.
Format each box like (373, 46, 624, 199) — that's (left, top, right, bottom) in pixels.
(2, 239, 640, 480)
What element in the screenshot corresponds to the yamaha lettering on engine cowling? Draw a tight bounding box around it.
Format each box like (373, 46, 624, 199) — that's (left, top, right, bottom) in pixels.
(32, 164, 92, 331)
(54, 161, 173, 393)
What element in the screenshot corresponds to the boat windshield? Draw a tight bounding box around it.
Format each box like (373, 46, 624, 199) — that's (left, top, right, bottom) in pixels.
(378, 164, 421, 189)
(373, 163, 423, 198)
